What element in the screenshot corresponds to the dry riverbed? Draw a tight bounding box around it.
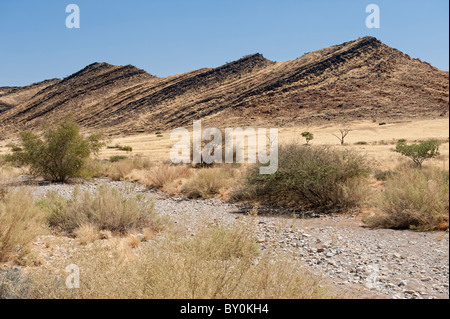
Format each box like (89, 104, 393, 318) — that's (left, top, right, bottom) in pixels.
(8, 178, 450, 299)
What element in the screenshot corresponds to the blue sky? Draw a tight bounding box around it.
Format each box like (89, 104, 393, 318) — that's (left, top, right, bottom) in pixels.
(0, 0, 448, 86)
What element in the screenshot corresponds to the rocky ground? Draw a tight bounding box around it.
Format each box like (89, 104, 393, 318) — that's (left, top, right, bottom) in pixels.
(15, 178, 450, 299)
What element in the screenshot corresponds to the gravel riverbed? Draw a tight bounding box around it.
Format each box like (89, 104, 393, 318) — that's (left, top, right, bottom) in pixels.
(25, 178, 449, 299)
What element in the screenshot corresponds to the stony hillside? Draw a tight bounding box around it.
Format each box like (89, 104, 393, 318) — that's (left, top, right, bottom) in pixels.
(0, 36, 448, 136)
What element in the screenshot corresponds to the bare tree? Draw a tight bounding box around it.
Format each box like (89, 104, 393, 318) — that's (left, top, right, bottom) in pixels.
(332, 128, 351, 145)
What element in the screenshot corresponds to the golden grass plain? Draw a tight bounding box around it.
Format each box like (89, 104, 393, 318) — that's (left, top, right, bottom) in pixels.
(93, 118, 449, 170)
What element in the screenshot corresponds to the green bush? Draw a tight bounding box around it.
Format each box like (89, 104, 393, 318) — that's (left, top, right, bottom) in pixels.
(245, 143, 370, 210)
(395, 140, 440, 168)
(110, 155, 128, 163)
(119, 146, 133, 152)
(6, 117, 105, 182)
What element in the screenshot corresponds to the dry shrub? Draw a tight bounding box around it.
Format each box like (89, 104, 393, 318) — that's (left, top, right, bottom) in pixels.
(41, 184, 157, 235)
(74, 224, 100, 245)
(0, 188, 47, 262)
(184, 167, 236, 199)
(29, 225, 333, 299)
(79, 158, 110, 179)
(130, 156, 153, 170)
(107, 159, 135, 181)
(142, 164, 191, 189)
(363, 166, 449, 230)
(107, 156, 153, 181)
(126, 234, 141, 249)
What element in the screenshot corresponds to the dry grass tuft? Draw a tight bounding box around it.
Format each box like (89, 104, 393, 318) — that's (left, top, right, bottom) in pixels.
(184, 167, 237, 199)
(141, 164, 191, 190)
(0, 165, 27, 199)
(363, 166, 449, 230)
(126, 234, 141, 249)
(75, 224, 100, 245)
(0, 188, 47, 262)
(107, 159, 135, 181)
(41, 184, 157, 235)
(107, 156, 153, 181)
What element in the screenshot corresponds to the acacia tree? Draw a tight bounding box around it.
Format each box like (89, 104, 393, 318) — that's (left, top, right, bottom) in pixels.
(395, 140, 440, 168)
(7, 117, 105, 182)
(301, 132, 314, 145)
(332, 128, 351, 145)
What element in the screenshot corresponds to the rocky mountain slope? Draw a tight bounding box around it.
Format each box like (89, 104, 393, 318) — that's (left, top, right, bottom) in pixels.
(0, 36, 448, 136)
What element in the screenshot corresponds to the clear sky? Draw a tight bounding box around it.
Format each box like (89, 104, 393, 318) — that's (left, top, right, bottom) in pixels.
(0, 0, 448, 86)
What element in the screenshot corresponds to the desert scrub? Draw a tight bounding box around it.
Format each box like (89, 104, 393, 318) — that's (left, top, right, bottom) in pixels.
(78, 158, 110, 179)
(29, 225, 333, 299)
(107, 156, 153, 181)
(142, 164, 191, 189)
(107, 159, 135, 181)
(364, 166, 449, 230)
(0, 189, 47, 262)
(245, 143, 370, 211)
(184, 167, 237, 199)
(41, 184, 158, 235)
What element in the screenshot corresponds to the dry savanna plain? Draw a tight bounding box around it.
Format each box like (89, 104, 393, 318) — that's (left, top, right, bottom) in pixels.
(98, 118, 450, 170)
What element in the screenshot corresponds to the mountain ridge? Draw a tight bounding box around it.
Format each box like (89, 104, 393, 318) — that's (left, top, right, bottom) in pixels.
(0, 36, 448, 136)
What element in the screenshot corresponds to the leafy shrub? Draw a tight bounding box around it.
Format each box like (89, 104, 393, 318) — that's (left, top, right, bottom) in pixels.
(354, 141, 368, 145)
(41, 184, 156, 235)
(395, 140, 440, 168)
(0, 189, 46, 262)
(364, 166, 449, 230)
(245, 143, 370, 210)
(6, 117, 105, 182)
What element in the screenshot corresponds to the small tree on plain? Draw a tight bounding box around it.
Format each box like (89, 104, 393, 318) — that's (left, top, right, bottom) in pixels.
(301, 132, 314, 145)
(395, 140, 440, 168)
(7, 117, 105, 182)
(332, 129, 351, 145)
